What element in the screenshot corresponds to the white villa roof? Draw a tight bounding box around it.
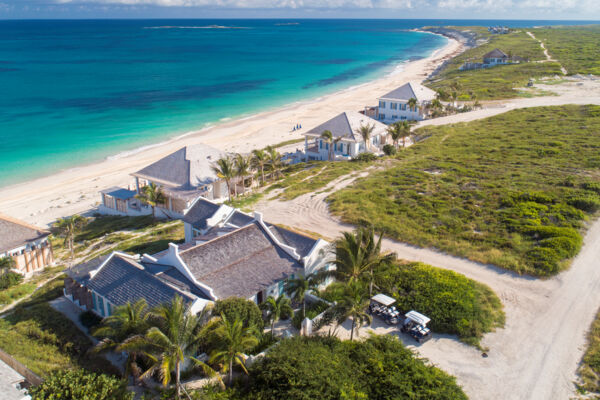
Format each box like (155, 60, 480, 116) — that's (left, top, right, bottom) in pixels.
(133, 144, 224, 189)
(379, 82, 437, 103)
(371, 293, 396, 306)
(303, 111, 387, 142)
(405, 310, 431, 326)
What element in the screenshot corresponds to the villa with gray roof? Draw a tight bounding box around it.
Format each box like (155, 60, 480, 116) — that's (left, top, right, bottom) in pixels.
(98, 143, 229, 218)
(64, 211, 332, 315)
(0, 213, 53, 276)
(377, 82, 437, 123)
(303, 111, 388, 161)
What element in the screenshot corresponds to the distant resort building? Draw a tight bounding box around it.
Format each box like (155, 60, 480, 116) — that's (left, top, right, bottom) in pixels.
(459, 48, 524, 71)
(303, 111, 388, 161)
(0, 214, 53, 276)
(488, 26, 510, 34)
(99, 144, 229, 218)
(377, 82, 437, 123)
(64, 203, 332, 316)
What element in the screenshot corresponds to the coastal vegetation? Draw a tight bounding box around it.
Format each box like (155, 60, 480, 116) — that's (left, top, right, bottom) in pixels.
(427, 29, 562, 100)
(29, 370, 132, 400)
(198, 335, 467, 400)
(329, 105, 600, 276)
(533, 25, 600, 75)
(578, 308, 600, 396)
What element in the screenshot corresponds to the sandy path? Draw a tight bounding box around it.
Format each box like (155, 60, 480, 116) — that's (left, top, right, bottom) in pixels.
(253, 152, 600, 399)
(527, 31, 568, 75)
(0, 36, 464, 227)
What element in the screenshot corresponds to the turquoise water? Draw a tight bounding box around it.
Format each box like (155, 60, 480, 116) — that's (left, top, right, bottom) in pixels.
(0, 19, 451, 187)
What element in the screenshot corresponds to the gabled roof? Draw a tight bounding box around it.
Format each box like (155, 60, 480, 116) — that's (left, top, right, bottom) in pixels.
(80, 253, 204, 309)
(182, 197, 221, 230)
(379, 82, 437, 103)
(132, 144, 224, 189)
(304, 111, 387, 142)
(228, 211, 254, 228)
(483, 48, 508, 59)
(268, 225, 317, 259)
(0, 213, 50, 254)
(178, 222, 303, 299)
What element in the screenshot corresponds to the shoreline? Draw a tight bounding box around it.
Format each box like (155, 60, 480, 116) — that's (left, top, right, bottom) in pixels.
(0, 35, 464, 227)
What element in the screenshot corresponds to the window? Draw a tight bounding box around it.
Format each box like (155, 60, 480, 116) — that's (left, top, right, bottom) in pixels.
(402, 103, 407, 111)
(319, 140, 322, 149)
(325, 143, 329, 150)
(92, 292, 97, 311)
(379, 101, 386, 108)
(391, 102, 398, 110)
(379, 113, 386, 120)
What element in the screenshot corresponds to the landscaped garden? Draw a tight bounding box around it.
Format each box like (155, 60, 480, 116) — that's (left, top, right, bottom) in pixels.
(329, 105, 600, 276)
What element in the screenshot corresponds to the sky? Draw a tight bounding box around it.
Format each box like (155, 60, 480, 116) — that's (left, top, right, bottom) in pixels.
(0, 0, 599, 20)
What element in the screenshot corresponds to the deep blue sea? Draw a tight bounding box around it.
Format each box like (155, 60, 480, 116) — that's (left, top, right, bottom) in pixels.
(0, 19, 595, 187)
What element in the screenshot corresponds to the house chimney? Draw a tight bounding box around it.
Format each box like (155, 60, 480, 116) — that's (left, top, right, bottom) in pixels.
(253, 211, 263, 222)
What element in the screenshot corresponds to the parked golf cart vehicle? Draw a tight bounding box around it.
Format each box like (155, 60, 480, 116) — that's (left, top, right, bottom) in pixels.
(401, 310, 432, 343)
(369, 294, 401, 325)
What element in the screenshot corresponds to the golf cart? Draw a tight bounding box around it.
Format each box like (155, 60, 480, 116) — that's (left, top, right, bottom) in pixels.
(401, 310, 432, 343)
(369, 294, 401, 325)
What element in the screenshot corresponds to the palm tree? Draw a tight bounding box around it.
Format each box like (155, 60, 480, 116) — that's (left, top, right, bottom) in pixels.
(285, 274, 318, 319)
(212, 156, 236, 201)
(251, 149, 268, 184)
(119, 297, 215, 399)
(332, 282, 371, 341)
(355, 123, 375, 152)
(267, 147, 285, 179)
(52, 214, 86, 262)
(260, 295, 293, 338)
(387, 123, 402, 149)
(93, 299, 150, 383)
(210, 313, 259, 386)
(323, 227, 395, 297)
(135, 182, 166, 220)
(235, 153, 252, 193)
(398, 120, 411, 149)
(320, 130, 334, 161)
(407, 97, 418, 113)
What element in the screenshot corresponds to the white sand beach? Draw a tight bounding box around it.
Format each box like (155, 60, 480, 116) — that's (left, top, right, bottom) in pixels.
(0, 35, 463, 227)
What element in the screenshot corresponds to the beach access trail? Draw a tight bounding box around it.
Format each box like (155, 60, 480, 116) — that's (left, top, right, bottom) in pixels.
(252, 149, 600, 399)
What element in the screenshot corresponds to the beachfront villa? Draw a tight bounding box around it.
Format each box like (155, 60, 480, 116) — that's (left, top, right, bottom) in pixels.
(459, 48, 517, 71)
(377, 82, 437, 123)
(0, 213, 54, 276)
(303, 111, 388, 161)
(98, 143, 229, 218)
(64, 208, 332, 315)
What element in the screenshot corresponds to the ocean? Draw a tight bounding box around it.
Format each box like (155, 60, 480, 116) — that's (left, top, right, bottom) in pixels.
(0, 19, 591, 187)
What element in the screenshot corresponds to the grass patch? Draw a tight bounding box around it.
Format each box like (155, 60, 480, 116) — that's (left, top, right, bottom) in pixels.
(0, 278, 118, 378)
(578, 308, 600, 395)
(533, 25, 600, 75)
(329, 105, 600, 276)
(226, 192, 264, 211)
(75, 215, 158, 241)
(270, 159, 376, 200)
(0, 265, 65, 307)
(427, 29, 562, 100)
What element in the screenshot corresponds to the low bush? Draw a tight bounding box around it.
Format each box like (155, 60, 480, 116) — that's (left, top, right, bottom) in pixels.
(567, 193, 600, 213)
(376, 262, 505, 346)
(0, 271, 24, 289)
(291, 300, 330, 329)
(382, 144, 397, 156)
(212, 297, 264, 330)
(243, 335, 467, 399)
(352, 153, 377, 162)
(28, 369, 133, 400)
(583, 181, 600, 194)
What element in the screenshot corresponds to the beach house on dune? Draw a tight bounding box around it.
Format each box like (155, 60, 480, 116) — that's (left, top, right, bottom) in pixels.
(459, 48, 517, 71)
(99, 144, 229, 218)
(64, 209, 332, 315)
(0, 214, 54, 276)
(303, 111, 388, 161)
(377, 82, 437, 123)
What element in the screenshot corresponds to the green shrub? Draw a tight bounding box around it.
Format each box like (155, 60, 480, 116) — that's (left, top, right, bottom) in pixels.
(582, 181, 600, 194)
(539, 236, 581, 259)
(28, 369, 133, 400)
(291, 301, 330, 329)
(567, 193, 600, 212)
(0, 271, 24, 290)
(79, 311, 103, 330)
(212, 297, 264, 330)
(245, 335, 467, 400)
(376, 262, 504, 345)
(526, 247, 560, 274)
(382, 144, 397, 156)
(352, 153, 377, 162)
